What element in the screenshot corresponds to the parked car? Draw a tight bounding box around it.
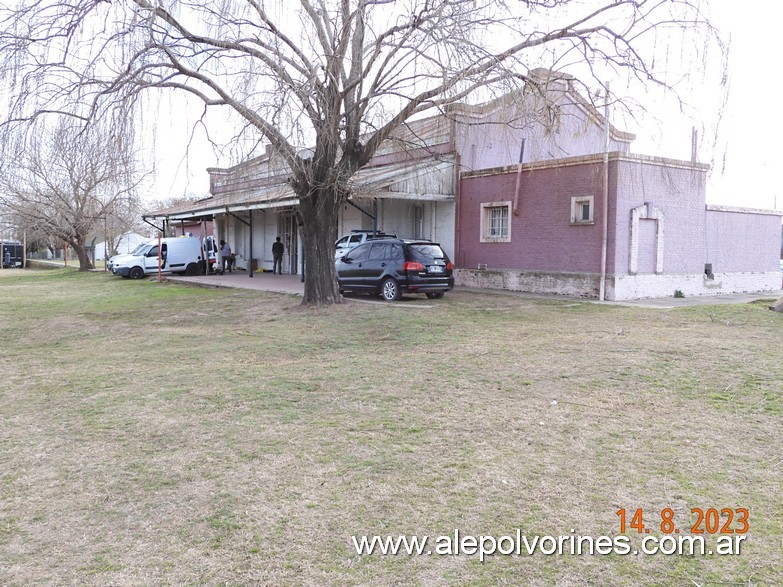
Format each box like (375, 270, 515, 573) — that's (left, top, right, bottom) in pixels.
(108, 236, 206, 278)
(334, 230, 396, 259)
(335, 238, 453, 301)
(0, 241, 23, 268)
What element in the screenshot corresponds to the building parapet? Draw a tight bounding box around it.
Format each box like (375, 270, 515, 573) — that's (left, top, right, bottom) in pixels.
(461, 152, 710, 179)
(706, 204, 783, 216)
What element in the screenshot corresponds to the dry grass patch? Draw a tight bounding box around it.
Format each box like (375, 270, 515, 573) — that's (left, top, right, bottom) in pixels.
(0, 269, 781, 585)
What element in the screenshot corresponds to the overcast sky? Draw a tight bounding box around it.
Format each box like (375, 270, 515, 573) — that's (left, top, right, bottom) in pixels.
(146, 3, 781, 212)
(631, 1, 782, 210)
(710, 1, 782, 209)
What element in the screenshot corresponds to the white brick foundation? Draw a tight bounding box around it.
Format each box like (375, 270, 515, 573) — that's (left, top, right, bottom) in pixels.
(455, 268, 782, 300)
(608, 271, 782, 301)
(455, 269, 599, 298)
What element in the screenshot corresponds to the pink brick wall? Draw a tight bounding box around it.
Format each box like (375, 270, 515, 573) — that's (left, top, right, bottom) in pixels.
(458, 161, 608, 272)
(458, 154, 780, 283)
(174, 220, 214, 238)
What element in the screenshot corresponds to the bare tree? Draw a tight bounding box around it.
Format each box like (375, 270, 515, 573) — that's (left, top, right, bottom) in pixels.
(0, 119, 144, 270)
(104, 197, 146, 257)
(0, 0, 717, 301)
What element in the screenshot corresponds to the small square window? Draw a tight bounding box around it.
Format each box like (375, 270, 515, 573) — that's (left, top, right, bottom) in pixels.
(480, 201, 512, 243)
(571, 196, 594, 225)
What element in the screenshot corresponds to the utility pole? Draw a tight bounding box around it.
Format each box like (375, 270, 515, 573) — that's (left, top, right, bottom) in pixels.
(691, 127, 698, 163)
(599, 83, 611, 302)
(104, 216, 108, 271)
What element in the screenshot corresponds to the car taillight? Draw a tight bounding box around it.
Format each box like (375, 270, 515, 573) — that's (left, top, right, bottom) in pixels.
(446, 261, 453, 270)
(403, 261, 424, 272)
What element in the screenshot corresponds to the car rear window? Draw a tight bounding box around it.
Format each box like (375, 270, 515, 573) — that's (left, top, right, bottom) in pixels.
(407, 244, 447, 261)
(368, 243, 403, 260)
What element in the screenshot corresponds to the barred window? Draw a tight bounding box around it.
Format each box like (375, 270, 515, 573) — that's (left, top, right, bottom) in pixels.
(487, 206, 508, 238)
(480, 201, 512, 243)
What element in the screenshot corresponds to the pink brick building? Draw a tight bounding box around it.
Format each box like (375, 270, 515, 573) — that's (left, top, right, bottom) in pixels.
(446, 69, 782, 300)
(146, 68, 782, 298)
(456, 154, 782, 299)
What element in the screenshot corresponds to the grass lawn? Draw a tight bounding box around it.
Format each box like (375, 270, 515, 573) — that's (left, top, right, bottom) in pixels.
(0, 269, 781, 586)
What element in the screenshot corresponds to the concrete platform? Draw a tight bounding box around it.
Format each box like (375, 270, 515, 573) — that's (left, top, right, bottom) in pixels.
(166, 270, 305, 296)
(166, 269, 782, 309)
(602, 290, 783, 309)
(458, 286, 783, 309)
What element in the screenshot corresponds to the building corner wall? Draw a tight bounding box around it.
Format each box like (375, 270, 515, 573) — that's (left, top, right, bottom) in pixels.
(607, 271, 782, 301)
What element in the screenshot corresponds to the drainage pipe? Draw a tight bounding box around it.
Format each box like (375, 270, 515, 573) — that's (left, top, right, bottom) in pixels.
(599, 85, 610, 302)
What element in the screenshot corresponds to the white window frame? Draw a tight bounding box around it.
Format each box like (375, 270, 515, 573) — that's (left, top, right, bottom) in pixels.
(480, 201, 512, 243)
(570, 196, 595, 225)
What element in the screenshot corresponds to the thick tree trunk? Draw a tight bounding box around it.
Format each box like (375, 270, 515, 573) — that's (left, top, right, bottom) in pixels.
(297, 188, 343, 305)
(72, 241, 94, 271)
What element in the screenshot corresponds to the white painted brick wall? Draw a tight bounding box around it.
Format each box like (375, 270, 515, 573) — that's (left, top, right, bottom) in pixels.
(456, 268, 782, 300)
(433, 201, 456, 260)
(609, 272, 782, 300)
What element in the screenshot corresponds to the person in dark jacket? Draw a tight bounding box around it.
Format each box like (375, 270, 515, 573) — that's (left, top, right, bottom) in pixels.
(272, 237, 284, 274)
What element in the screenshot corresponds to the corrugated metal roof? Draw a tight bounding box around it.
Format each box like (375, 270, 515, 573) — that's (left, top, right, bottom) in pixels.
(145, 156, 455, 220)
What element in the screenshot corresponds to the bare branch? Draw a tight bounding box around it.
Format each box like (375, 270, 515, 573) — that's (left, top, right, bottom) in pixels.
(0, 118, 146, 270)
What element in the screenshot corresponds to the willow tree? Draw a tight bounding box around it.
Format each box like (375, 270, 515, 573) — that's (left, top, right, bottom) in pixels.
(0, 120, 144, 270)
(0, 0, 715, 302)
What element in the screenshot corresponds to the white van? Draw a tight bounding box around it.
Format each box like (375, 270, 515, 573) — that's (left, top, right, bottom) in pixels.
(108, 237, 206, 279)
(203, 235, 219, 273)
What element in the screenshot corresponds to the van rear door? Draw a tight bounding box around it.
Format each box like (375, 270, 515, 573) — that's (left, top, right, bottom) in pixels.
(166, 241, 190, 273)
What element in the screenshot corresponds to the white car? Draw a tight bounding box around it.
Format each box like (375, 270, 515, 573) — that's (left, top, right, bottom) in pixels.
(335, 230, 396, 260)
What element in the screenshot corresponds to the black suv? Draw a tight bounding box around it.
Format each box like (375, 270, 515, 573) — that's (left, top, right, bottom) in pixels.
(335, 239, 454, 301)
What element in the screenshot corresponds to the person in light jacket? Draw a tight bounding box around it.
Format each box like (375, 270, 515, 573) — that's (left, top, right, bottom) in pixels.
(220, 240, 232, 273)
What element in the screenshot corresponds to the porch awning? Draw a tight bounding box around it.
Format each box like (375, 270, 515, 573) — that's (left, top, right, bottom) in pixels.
(349, 156, 455, 201)
(144, 184, 296, 222)
(144, 155, 456, 222)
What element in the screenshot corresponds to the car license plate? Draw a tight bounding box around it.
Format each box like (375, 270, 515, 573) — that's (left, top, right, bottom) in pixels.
(428, 265, 444, 274)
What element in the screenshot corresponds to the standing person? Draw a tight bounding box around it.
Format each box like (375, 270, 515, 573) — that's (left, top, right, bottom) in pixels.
(220, 239, 232, 273)
(272, 236, 284, 275)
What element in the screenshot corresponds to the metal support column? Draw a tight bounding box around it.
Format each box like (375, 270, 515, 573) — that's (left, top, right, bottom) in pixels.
(249, 210, 254, 278)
